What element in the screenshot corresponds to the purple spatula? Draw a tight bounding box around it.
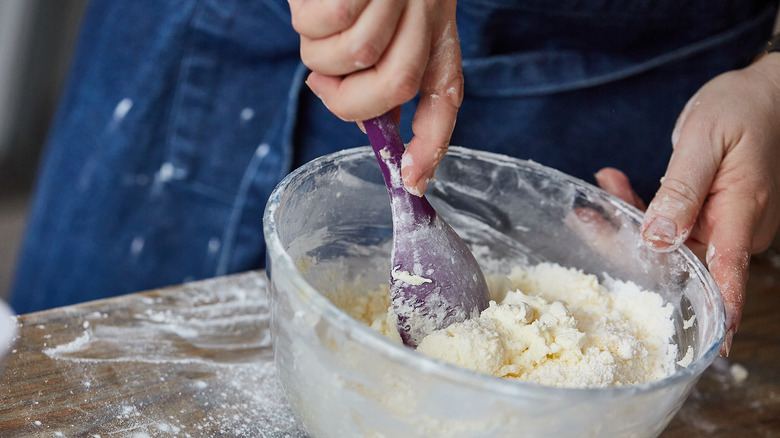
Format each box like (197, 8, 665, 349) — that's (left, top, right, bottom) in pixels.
(364, 112, 490, 347)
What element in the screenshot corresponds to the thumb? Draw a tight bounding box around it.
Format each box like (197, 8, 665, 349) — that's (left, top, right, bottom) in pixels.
(642, 121, 721, 252)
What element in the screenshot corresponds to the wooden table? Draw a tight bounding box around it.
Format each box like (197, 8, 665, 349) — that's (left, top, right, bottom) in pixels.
(0, 272, 306, 437)
(1, 253, 778, 437)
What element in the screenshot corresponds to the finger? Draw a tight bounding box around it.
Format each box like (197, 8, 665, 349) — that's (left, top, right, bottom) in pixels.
(300, 0, 406, 76)
(684, 235, 708, 265)
(563, 198, 653, 279)
(641, 114, 722, 252)
(401, 18, 463, 196)
(594, 167, 647, 210)
(699, 198, 753, 356)
(671, 89, 701, 148)
(290, 0, 369, 39)
(306, 2, 429, 121)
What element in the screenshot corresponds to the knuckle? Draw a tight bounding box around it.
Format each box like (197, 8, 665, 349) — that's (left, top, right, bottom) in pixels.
(350, 41, 381, 69)
(288, 0, 304, 31)
(386, 69, 422, 105)
(659, 177, 703, 209)
(290, 13, 306, 34)
(292, 0, 360, 37)
(298, 44, 316, 70)
(752, 183, 771, 211)
(421, 67, 464, 109)
(323, 99, 356, 122)
(290, 17, 303, 34)
(442, 71, 464, 108)
(326, 0, 360, 30)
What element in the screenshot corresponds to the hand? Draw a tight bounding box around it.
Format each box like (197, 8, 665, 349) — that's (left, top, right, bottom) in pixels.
(290, 0, 463, 196)
(597, 53, 780, 356)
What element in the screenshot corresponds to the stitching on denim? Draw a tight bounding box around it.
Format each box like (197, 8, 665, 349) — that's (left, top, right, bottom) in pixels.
(215, 62, 306, 275)
(160, 0, 206, 178)
(462, 4, 775, 97)
(215, 143, 270, 276)
(458, 0, 765, 19)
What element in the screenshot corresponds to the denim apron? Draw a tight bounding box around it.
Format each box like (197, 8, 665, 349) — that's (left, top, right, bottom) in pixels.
(11, 0, 777, 312)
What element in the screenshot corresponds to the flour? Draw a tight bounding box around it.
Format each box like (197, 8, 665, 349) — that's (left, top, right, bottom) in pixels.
(677, 346, 694, 368)
(342, 263, 679, 388)
(391, 268, 432, 285)
(25, 273, 306, 437)
(43, 331, 91, 357)
(729, 363, 748, 383)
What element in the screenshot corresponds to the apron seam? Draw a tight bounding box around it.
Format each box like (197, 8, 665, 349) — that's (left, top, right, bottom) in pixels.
(214, 61, 306, 275)
(462, 3, 775, 97)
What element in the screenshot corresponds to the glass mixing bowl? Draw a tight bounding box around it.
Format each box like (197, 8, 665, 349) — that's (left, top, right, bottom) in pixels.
(263, 147, 724, 438)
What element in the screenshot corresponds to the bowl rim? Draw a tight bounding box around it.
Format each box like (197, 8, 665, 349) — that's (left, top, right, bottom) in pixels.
(263, 145, 726, 400)
(0, 300, 17, 362)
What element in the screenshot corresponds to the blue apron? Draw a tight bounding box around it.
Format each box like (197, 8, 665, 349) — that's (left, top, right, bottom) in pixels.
(11, 0, 777, 312)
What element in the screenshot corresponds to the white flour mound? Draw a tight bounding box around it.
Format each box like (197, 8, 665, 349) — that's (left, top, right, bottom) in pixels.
(337, 262, 678, 388)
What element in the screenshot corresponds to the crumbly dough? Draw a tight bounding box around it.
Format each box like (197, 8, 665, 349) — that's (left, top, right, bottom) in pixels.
(337, 262, 679, 388)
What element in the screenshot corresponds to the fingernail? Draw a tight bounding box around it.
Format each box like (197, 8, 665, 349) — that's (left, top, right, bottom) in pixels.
(402, 166, 433, 197)
(706, 243, 716, 266)
(304, 79, 321, 99)
(642, 216, 677, 249)
(723, 328, 735, 357)
(574, 208, 600, 223)
(405, 177, 429, 197)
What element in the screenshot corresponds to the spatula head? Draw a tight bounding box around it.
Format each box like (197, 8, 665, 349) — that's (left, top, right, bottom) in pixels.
(364, 113, 491, 347)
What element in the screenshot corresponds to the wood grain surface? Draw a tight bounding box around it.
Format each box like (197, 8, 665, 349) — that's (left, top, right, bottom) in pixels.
(0, 272, 306, 437)
(0, 252, 778, 437)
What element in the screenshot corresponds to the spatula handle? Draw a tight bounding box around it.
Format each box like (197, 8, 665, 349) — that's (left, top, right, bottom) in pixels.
(364, 112, 405, 192)
(364, 112, 436, 223)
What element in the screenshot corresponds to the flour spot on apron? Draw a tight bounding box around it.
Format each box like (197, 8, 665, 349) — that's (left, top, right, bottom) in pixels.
(130, 236, 145, 256)
(255, 143, 270, 159)
(109, 98, 133, 130)
(240, 107, 255, 122)
(208, 237, 221, 254)
(152, 162, 187, 195)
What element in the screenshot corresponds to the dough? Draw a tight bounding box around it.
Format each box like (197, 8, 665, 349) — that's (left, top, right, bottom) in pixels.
(337, 262, 679, 388)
